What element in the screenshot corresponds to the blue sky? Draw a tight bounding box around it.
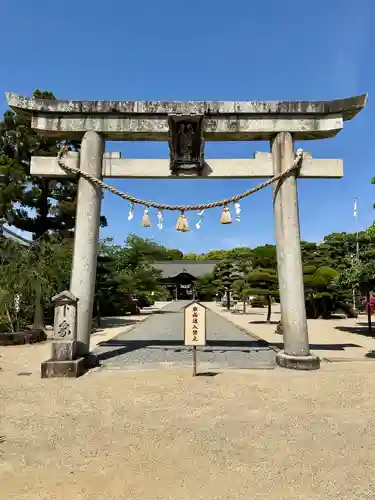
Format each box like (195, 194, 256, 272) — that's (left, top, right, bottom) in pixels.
(1, 0, 374, 253)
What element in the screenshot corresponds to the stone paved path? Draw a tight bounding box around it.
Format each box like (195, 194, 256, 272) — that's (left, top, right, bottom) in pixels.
(94, 301, 276, 371)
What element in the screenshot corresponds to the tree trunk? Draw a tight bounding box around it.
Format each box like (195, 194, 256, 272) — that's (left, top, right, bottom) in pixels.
(5, 307, 14, 333)
(32, 281, 44, 330)
(367, 291, 372, 336)
(310, 293, 318, 319)
(266, 294, 272, 323)
(243, 297, 246, 314)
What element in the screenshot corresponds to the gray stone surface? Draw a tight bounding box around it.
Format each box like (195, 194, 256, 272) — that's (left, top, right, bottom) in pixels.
(31, 154, 344, 179)
(40, 357, 87, 378)
(28, 115, 344, 141)
(51, 340, 77, 361)
(276, 351, 320, 370)
(0, 329, 46, 345)
(70, 131, 104, 356)
(52, 290, 78, 341)
(6, 92, 367, 120)
(272, 132, 310, 358)
(93, 301, 276, 371)
(6, 92, 367, 141)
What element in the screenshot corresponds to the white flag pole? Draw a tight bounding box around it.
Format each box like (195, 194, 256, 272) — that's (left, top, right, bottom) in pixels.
(353, 197, 359, 316)
(354, 197, 359, 261)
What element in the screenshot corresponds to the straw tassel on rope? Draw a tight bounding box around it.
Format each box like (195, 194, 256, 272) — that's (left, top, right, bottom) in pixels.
(220, 205, 232, 224)
(141, 208, 151, 227)
(176, 212, 189, 232)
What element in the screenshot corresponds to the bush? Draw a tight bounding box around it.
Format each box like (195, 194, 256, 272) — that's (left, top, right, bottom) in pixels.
(250, 295, 268, 307)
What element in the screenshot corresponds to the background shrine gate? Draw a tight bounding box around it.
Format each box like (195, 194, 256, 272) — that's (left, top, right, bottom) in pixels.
(6, 92, 367, 376)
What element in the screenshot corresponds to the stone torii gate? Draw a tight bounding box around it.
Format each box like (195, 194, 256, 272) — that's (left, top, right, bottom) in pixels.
(6, 92, 367, 376)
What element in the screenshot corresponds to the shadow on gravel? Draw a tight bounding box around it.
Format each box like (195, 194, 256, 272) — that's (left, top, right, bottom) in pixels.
(249, 320, 279, 325)
(335, 325, 374, 338)
(270, 342, 361, 351)
(95, 338, 270, 362)
(148, 310, 180, 315)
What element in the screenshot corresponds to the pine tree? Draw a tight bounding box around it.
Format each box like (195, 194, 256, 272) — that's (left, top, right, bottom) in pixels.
(212, 259, 239, 309)
(0, 89, 107, 329)
(0, 89, 106, 239)
(232, 259, 252, 313)
(246, 268, 278, 322)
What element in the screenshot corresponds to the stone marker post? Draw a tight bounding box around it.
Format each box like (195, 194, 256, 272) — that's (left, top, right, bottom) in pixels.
(70, 131, 104, 357)
(41, 290, 88, 377)
(271, 132, 320, 370)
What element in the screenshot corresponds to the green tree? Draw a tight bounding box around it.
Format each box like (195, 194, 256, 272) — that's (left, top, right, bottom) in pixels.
(212, 259, 238, 308)
(204, 249, 231, 260)
(195, 273, 216, 301)
(183, 252, 200, 260)
(232, 259, 252, 313)
(166, 248, 184, 260)
(228, 247, 253, 261)
(116, 235, 167, 307)
(246, 268, 278, 322)
(123, 234, 172, 263)
(303, 265, 339, 318)
(0, 89, 106, 239)
(337, 260, 375, 332)
(0, 236, 72, 332)
(94, 240, 124, 324)
(250, 245, 277, 269)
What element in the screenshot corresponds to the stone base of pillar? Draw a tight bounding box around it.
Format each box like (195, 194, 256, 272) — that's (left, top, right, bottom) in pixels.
(41, 354, 98, 378)
(276, 351, 320, 371)
(41, 358, 87, 378)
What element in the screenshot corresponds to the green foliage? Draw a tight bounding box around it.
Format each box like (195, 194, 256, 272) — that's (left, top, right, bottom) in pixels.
(246, 267, 278, 321)
(0, 236, 72, 331)
(231, 259, 253, 311)
(304, 266, 339, 292)
(336, 260, 375, 294)
(0, 89, 106, 240)
(249, 245, 277, 269)
(246, 268, 278, 296)
(122, 234, 175, 264)
(303, 265, 340, 318)
(183, 252, 200, 260)
(166, 248, 184, 260)
(212, 259, 238, 295)
(195, 273, 216, 300)
(203, 249, 231, 260)
(94, 235, 169, 317)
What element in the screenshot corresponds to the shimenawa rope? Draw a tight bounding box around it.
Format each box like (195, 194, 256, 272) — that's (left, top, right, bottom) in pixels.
(57, 146, 303, 212)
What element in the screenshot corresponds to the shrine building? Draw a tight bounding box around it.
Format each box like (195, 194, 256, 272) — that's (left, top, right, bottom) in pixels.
(153, 260, 219, 300)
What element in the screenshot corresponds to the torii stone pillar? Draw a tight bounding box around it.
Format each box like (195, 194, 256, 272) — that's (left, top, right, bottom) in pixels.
(70, 131, 104, 356)
(272, 132, 319, 369)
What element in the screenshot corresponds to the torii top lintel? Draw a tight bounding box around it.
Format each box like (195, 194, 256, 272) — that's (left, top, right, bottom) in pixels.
(6, 92, 367, 142)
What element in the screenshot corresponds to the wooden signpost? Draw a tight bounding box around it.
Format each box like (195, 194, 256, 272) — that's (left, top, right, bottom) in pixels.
(184, 301, 207, 376)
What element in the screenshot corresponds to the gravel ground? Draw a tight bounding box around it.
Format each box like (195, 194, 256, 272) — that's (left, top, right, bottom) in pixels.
(2, 303, 375, 499)
(2, 363, 375, 499)
(94, 300, 276, 371)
